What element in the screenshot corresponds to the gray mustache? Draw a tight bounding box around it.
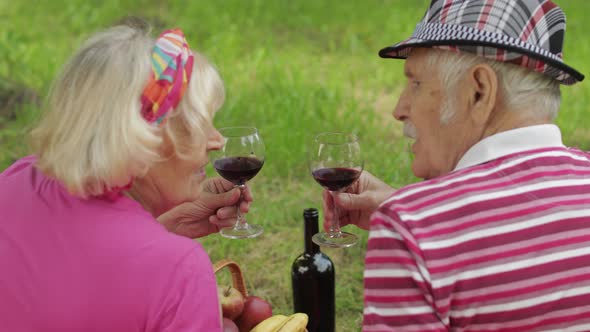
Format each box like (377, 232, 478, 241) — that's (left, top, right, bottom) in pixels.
(403, 123, 417, 139)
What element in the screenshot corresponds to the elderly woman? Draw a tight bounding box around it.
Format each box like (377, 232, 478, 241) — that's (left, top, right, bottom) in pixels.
(320, 0, 590, 330)
(0, 21, 247, 331)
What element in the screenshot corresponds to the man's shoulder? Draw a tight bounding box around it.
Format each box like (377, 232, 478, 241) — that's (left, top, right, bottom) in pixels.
(383, 168, 487, 209)
(562, 146, 590, 159)
(383, 146, 590, 210)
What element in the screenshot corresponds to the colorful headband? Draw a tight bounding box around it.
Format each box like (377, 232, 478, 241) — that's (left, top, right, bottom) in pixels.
(140, 28, 194, 125)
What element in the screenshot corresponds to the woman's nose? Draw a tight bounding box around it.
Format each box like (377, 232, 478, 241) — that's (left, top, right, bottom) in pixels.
(206, 128, 224, 151)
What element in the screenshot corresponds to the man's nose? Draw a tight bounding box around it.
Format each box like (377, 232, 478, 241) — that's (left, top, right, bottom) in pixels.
(393, 88, 409, 122)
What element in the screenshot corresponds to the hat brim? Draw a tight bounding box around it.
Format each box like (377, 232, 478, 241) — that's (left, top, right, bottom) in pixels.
(379, 38, 584, 85)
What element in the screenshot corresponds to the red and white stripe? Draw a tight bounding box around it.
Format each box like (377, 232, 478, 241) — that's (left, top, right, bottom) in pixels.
(363, 147, 590, 331)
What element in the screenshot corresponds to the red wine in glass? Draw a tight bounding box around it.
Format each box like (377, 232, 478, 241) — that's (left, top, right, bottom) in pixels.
(312, 167, 361, 192)
(211, 127, 265, 239)
(309, 132, 363, 248)
(214, 156, 264, 186)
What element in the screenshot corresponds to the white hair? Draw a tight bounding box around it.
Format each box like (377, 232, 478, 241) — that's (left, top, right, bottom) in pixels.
(30, 22, 224, 198)
(423, 48, 561, 123)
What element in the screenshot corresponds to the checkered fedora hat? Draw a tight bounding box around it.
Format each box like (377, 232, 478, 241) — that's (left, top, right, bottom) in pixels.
(379, 0, 584, 85)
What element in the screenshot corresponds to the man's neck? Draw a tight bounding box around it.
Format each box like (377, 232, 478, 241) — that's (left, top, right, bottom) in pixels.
(480, 107, 552, 141)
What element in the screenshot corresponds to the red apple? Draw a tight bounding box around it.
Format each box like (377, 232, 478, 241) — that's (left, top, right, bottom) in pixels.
(222, 317, 239, 332)
(234, 295, 273, 332)
(218, 285, 245, 320)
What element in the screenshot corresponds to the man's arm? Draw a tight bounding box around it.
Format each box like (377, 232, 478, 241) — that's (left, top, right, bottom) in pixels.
(363, 209, 448, 331)
(322, 171, 396, 231)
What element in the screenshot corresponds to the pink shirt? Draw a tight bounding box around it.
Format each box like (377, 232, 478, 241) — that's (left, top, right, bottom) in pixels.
(0, 156, 222, 332)
(363, 126, 590, 331)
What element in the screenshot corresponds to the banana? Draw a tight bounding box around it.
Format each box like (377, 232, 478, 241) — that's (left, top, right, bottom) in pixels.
(277, 313, 308, 332)
(250, 314, 289, 332)
(249, 313, 309, 332)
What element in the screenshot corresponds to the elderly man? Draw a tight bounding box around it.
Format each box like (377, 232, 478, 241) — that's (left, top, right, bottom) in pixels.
(323, 0, 589, 330)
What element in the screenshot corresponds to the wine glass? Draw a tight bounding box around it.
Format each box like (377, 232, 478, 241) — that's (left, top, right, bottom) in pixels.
(309, 132, 363, 248)
(211, 127, 265, 239)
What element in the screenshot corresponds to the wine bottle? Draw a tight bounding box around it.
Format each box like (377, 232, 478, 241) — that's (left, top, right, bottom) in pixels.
(291, 208, 335, 332)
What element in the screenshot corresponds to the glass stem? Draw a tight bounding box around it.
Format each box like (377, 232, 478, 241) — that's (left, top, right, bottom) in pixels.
(329, 191, 342, 238)
(234, 184, 248, 230)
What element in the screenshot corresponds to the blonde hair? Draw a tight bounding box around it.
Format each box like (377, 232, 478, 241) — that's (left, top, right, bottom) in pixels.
(423, 48, 561, 123)
(30, 22, 225, 198)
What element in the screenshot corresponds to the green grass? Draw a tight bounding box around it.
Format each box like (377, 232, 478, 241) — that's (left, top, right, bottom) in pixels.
(2, 1, 590, 330)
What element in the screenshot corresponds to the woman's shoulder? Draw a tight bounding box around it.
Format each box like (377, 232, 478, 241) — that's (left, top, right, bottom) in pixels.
(90, 198, 206, 258)
(0, 155, 36, 178)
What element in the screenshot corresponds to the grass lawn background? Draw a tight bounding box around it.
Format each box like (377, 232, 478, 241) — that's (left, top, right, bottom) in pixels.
(1, 1, 589, 330)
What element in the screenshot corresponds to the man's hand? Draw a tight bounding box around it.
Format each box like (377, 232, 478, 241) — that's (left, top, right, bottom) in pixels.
(157, 177, 253, 238)
(322, 171, 395, 231)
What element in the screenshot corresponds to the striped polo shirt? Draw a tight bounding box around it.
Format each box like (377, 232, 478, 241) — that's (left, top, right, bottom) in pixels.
(363, 125, 590, 331)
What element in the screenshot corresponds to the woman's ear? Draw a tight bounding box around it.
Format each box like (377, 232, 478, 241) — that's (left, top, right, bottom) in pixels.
(158, 129, 176, 159)
(466, 63, 498, 126)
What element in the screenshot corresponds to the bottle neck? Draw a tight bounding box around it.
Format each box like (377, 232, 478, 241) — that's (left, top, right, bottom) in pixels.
(304, 216, 320, 254)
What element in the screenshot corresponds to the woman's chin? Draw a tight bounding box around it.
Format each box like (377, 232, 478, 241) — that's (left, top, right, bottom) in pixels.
(189, 172, 207, 194)
(195, 168, 207, 183)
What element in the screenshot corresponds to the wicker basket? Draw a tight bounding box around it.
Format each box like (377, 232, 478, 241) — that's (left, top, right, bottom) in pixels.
(214, 258, 248, 297)
(214, 259, 309, 332)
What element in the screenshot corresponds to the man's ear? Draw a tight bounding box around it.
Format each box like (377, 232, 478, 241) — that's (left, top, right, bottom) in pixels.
(466, 63, 498, 126)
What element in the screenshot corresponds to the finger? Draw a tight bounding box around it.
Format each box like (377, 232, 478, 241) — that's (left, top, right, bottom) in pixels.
(322, 190, 332, 218)
(216, 206, 239, 220)
(216, 177, 235, 191)
(239, 200, 250, 213)
(177, 221, 217, 239)
(334, 191, 372, 211)
(240, 185, 254, 202)
(210, 216, 235, 229)
(198, 187, 241, 211)
(322, 190, 334, 232)
(338, 207, 357, 228)
(327, 191, 356, 230)
(202, 177, 234, 194)
(214, 220, 237, 229)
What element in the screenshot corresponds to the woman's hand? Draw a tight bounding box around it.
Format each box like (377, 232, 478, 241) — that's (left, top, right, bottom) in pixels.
(322, 171, 395, 231)
(157, 177, 253, 238)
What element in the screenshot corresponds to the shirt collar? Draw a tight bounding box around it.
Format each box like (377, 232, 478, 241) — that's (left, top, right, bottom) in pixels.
(454, 124, 564, 171)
